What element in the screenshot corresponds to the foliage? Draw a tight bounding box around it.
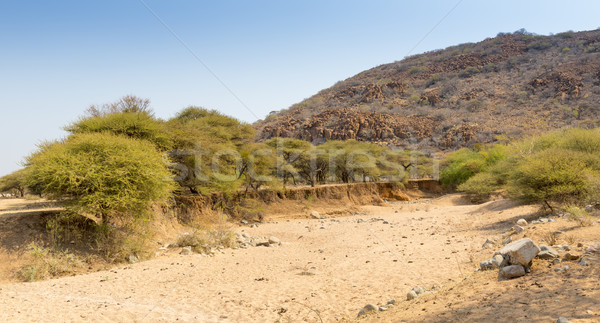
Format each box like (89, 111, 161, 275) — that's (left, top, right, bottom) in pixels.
(18, 242, 85, 282)
(65, 111, 172, 151)
(25, 133, 175, 224)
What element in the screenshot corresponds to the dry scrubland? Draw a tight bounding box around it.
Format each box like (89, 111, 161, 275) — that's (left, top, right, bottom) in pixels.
(0, 194, 598, 322)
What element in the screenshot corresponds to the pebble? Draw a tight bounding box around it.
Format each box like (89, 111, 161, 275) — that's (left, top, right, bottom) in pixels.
(500, 265, 526, 278)
(557, 316, 570, 323)
(516, 219, 528, 226)
(406, 290, 418, 300)
(357, 304, 378, 318)
(180, 246, 193, 255)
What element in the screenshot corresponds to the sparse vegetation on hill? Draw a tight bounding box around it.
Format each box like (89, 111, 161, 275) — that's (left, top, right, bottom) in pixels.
(256, 29, 600, 152)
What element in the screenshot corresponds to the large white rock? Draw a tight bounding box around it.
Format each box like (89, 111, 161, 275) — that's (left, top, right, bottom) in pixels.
(494, 238, 540, 266)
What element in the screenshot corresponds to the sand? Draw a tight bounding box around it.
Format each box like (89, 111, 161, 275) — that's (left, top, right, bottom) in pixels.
(0, 195, 598, 322)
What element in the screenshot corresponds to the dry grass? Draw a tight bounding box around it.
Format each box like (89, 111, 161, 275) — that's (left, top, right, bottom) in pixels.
(18, 242, 86, 282)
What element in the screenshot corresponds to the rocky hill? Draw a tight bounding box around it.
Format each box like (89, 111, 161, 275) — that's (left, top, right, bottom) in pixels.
(256, 29, 600, 152)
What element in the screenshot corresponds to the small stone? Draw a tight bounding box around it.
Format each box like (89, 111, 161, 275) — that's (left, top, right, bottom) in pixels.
(379, 306, 388, 311)
(482, 238, 496, 249)
(357, 304, 378, 318)
(537, 245, 559, 259)
(240, 220, 248, 225)
(480, 259, 494, 271)
(557, 316, 570, 323)
(513, 225, 524, 234)
(407, 290, 418, 300)
(500, 265, 526, 278)
(268, 236, 281, 245)
(579, 259, 588, 266)
(128, 254, 139, 263)
(563, 252, 580, 261)
(548, 218, 556, 223)
(412, 286, 425, 295)
(250, 224, 257, 228)
(585, 205, 594, 212)
(516, 219, 528, 226)
(502, 236, 512, 245)
(577, 242, 583, 248)
(552, 259, 561, 265)
(491, 254, 505, 268)
(310, 211, 320, 219)
(180, 246, 193, 255)
(554, 268, 564, 272)
(387, 298, 396, 305)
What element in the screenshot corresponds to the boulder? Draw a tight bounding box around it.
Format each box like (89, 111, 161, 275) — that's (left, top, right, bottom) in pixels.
(357, 304, 378, 318)
(500, 265, 526, 279)
(495, 238, 540, 266)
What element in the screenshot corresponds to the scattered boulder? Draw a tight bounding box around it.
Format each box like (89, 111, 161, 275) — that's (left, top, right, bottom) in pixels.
(494, 238, 540, 267)
(516, 219, 528, 226)
(537, 245, 559, 259)
(357, 304, 378, 318)
(500, 265, 526, 279)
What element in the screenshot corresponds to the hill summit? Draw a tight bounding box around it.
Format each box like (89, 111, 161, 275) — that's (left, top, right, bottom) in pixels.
(256, 29, 600, 152)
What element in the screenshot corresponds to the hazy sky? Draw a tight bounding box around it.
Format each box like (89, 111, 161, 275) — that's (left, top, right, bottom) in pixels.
(1, 0, 599, 176)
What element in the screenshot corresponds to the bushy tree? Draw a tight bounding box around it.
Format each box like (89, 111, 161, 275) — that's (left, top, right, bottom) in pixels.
(0, 169, 28, 197)
(26, 133, 175, 224)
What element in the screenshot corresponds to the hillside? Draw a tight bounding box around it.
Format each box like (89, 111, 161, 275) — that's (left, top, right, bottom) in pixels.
(256, 29, 600, 152)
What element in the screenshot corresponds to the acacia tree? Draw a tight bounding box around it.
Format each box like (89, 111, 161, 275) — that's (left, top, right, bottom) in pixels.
(26, 133, 175, 224)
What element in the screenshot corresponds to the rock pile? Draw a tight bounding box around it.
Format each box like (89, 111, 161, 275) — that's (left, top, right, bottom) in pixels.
(480, 238, 540, 278)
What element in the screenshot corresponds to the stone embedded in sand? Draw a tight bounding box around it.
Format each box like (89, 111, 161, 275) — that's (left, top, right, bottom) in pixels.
(412, 286, 425, 295)
(557, 317, 570, 323)
(268, 236, 281, 245)
(516, 219, 528, 226)
(502, 236, 512, 245)
(495, 238, 540, 266)
(563, 252, 581, 261)
(585, 205, 594, 212)
(513, 225, 524, 234)
(310, 211, 320, 219)
(387, 298, 396, 305)
(128, 254, 139, 263)
(357, 304, 378, 318)
(500, 265, 526, 278)
(537, 245, 559, 259)
(406, 290, 418, 300)
(180, 246, 193, 255)
(482, 238, 496, 249)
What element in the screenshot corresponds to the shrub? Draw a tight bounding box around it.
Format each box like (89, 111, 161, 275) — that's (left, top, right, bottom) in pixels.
(18, 242, 85, 282)
(508, 148, 593, 204)
(440, 148, 487, 187)
(458, 66, 480, 78)
(25, 133, 175, 225)
(458, 172, 500, 202)
(527, 40, 553, 51)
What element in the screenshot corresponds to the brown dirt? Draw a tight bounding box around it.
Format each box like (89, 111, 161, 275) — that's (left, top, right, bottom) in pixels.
(0, 195, 598, 322)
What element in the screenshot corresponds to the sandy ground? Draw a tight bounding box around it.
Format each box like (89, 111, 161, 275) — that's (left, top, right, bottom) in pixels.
(0, 196, 598, 322)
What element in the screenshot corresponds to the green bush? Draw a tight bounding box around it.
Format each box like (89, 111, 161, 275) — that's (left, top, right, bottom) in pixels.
(440, 148, 487, 187)
(26, 132, 175, 224)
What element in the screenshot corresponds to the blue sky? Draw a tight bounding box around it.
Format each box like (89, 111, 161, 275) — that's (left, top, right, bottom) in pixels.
(1, 0, 599, 176)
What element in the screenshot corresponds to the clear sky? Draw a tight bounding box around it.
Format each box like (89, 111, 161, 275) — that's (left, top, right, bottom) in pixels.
(1, 0, 599, 176)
